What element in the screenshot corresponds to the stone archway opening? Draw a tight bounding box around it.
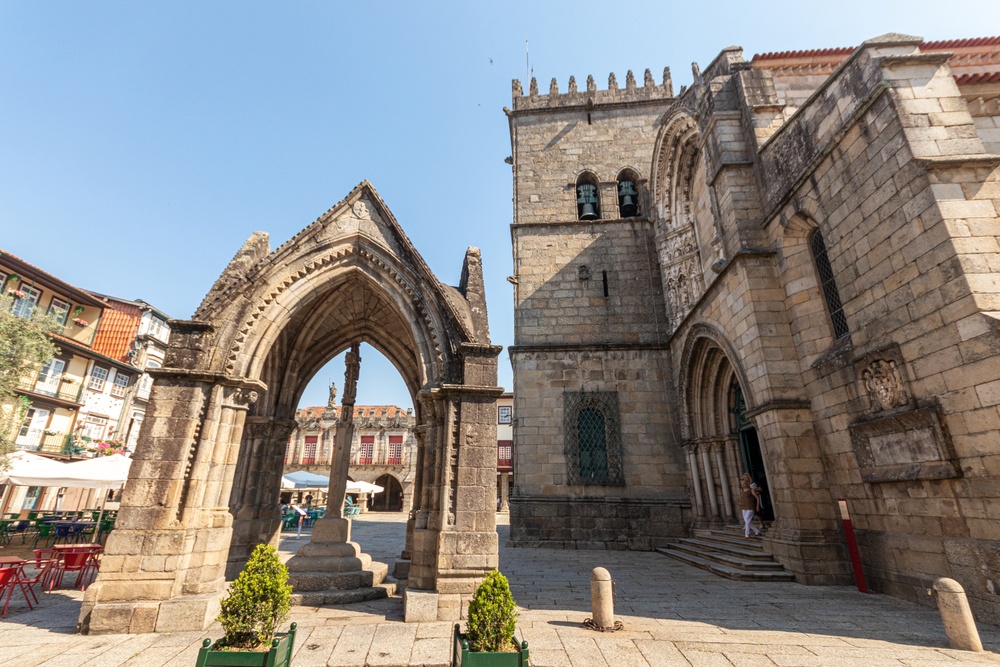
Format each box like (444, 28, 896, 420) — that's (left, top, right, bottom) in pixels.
(371, 474, 404, 511)
(80, 182, 503, 634)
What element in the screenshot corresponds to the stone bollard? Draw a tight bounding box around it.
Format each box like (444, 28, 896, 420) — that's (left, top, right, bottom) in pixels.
(933, 578, 983, 652)
(590, 567, 614, 629)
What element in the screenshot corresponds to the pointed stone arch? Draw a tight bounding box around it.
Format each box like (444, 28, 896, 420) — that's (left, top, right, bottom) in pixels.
(80, 182, 503, 633)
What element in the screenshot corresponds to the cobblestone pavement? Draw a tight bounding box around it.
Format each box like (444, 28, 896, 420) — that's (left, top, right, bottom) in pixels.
(1, 512, 998, 666)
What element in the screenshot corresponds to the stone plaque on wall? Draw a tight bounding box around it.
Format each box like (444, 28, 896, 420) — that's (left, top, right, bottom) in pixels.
(848, 406, 960, 483)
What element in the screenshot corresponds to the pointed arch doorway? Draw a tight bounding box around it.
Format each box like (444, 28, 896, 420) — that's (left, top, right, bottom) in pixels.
(681, 327, 775, 527)
(80, 182, 503, 633)
(730, 383, 774, 522)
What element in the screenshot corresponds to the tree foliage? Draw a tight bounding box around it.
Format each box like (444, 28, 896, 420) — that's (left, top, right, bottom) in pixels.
(466, 569, 519, 652)
(217, 543, 292, 650)
(0, 290, 59, 469)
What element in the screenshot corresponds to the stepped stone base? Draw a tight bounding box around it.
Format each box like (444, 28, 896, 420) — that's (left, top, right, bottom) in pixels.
(285, 517, 390, 607)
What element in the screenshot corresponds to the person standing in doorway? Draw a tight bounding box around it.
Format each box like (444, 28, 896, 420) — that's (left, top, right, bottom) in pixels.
(739, 477, 762, 538)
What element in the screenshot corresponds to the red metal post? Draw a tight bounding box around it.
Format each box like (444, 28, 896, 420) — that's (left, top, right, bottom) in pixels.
(838, 498, 869, 593)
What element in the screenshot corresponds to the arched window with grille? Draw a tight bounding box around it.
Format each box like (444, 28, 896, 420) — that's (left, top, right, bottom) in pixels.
(576, 172, 601, 220)
(809, 230, 849, 339)
(564, 391, 624, 485)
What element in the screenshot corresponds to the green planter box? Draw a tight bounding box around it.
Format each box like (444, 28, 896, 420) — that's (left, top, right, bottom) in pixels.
(195, 623, 296, 667)
(452, 624, 529, 666)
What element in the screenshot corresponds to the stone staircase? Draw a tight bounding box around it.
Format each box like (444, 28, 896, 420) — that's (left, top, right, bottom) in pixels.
(656, 526, 795, 582)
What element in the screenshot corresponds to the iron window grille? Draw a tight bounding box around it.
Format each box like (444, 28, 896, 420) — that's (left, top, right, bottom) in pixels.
(564, 391, 624, 485)
(810, 231, 850, 340)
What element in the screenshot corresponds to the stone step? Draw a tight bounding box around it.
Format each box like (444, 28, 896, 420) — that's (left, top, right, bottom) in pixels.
(291, 585, 390, 606)
(680, 536, 775, 561)
(668, 541, 788, 571)
(656, 547, 796, 582)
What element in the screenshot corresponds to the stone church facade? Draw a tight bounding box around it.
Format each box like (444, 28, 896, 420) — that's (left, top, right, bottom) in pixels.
(507, 34, 1000, 623)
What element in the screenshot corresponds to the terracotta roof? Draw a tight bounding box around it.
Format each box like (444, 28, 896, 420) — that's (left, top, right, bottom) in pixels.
(296, 405, 411, 420)
(955, 71, 1000, 84)
(49, 332, 136, 372)
(922, 37, 1000, 50)
(297, 406, 327, 420)
(752, 47, 854, 62)
(752, 36, 1000, 69)
(92, 300, 142, 362)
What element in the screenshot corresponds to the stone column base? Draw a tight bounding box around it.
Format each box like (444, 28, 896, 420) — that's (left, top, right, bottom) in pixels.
(764, 527, 851, 585)
(80, 592, 222, 635)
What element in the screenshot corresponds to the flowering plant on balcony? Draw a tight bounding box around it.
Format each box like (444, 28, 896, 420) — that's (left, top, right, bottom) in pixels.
(73, 317, 88, 327)
(95, 440, 126, 456)
(8, 288, 26, 299)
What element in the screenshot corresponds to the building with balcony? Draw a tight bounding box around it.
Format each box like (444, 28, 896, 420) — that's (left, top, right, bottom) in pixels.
(0, 248, 169, 512)
(284, 392, 416, 512)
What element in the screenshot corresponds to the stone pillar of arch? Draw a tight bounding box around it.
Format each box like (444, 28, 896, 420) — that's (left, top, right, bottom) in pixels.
(79, 325, 266, 634)
(226, 415, 297, 578)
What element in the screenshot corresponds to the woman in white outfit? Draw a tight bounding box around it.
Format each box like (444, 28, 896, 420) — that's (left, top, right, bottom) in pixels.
(738, 478, 761, 538)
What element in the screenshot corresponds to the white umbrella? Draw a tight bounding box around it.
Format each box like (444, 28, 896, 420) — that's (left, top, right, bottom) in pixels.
(59, 454, 132, 487)
(346, 480, 384, 494)
(0, 450, 72, 486)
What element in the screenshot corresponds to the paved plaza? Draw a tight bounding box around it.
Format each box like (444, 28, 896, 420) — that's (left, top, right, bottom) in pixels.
(0, 513, 998, 666)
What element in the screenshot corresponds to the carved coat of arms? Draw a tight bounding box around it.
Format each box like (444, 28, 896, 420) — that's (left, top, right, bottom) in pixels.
(862, 359, 908, 413)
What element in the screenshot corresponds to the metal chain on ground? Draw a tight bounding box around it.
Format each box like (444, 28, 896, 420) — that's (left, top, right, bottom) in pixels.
(582, 618, 625, 632)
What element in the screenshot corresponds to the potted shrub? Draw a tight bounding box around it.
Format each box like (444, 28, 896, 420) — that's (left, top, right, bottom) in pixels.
(452, 569, 529, 666)
(196, 543, 296, 667)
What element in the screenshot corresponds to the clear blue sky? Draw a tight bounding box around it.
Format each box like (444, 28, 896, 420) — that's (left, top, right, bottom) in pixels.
(1, 1, 993, 411)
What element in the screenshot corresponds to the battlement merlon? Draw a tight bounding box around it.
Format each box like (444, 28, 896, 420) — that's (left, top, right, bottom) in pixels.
(511, 67, 675, 112)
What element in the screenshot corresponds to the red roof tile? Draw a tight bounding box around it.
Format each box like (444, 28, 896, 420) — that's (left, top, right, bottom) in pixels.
(296, 405, 411, 420)
(752, 47, 854, 62)
(92, 300, 142, 362)
(955, 71, 1000, 84)
(922, 37, 1000, 50)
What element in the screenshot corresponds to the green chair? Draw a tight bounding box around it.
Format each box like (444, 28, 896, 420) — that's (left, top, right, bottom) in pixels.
(33, 522, 55, 548)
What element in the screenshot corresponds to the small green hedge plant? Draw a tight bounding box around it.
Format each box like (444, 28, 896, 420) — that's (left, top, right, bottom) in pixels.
(217, 543, 292, 650)
(466, 569, 518, 652)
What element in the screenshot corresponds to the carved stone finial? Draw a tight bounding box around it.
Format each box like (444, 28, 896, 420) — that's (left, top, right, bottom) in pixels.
(568, 75, 578, 94)
(512, 79, 523, 96)
(608, 72, 618, 90)
(549, 77, 559, 96)
(625, 70, 636, 91)
(586, 75, 596, 93)
(643, 68, 654, 88)
(529, 77, 538, 96)
(691, 61, 702, 83)
(663, 67, 674, 96)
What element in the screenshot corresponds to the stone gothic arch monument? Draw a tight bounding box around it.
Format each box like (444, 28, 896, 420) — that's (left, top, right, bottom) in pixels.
(80, 182, 503, 633)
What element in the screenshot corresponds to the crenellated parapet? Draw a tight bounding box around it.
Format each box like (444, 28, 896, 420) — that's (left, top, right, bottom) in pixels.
(512, 67, 675, 111)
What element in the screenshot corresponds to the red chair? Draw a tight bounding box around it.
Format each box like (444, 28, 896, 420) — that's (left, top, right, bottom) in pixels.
(52, 551, 97, 591)
(0, 567, 33, 617)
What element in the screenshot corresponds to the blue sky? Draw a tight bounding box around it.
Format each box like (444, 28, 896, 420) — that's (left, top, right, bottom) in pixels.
(1, 1, 993, 411)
